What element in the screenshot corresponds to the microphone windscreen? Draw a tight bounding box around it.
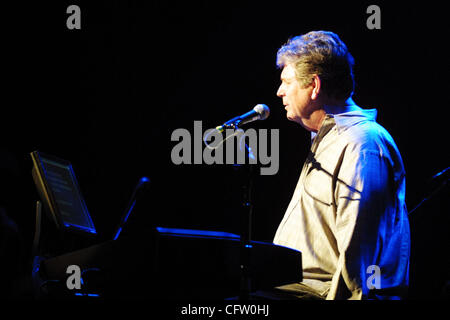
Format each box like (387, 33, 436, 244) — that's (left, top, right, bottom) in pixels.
(254, 104, 270, 120)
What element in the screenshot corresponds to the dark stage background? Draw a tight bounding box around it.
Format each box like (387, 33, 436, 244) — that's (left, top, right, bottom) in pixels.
(1, 1, 448, 298)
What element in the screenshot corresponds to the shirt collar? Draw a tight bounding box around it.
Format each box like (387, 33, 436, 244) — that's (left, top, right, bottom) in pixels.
(332, 108, 377, 134)
(310, 108, 377, 141)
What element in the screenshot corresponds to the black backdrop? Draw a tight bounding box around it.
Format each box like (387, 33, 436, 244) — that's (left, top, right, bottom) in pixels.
(2, 0, 449, 298)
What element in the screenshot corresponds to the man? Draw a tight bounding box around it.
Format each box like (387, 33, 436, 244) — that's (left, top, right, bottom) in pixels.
(272, 31, 410, 300)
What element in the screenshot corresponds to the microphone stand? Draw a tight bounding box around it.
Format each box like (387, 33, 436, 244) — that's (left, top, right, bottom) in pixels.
(238, 163, 255, 300)
(230, 121, 256, 300)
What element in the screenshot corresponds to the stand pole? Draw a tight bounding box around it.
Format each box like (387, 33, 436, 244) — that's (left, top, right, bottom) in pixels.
(237, 156, 255, 300)
(32, 201, 42, 258)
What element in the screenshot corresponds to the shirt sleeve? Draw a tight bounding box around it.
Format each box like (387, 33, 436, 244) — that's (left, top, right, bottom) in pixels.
(326, 147, 394, 300)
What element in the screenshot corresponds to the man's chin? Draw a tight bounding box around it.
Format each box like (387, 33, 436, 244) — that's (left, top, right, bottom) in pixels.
(286, 112, 293, 121)
(286, 114, 298, 123)
(287, 114, 308, 128)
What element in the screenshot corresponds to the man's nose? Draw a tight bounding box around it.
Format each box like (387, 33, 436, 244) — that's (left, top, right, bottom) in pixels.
(277, 85, 284, 97)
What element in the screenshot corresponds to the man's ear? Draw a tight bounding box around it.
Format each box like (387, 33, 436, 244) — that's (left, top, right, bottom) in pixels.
(311, 74, 321, 100)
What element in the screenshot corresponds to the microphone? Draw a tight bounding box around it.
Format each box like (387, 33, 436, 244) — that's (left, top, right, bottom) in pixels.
(216, 104, 270, 132)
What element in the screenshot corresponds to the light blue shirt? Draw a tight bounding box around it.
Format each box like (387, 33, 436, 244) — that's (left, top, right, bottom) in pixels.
(274, 108, 410, 299)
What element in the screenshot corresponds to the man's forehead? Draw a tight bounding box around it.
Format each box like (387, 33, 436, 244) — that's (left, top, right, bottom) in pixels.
(280, 64, 296, 79)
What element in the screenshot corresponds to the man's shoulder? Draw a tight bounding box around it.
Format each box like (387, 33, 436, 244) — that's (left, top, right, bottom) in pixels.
(340, 119, 398, 156)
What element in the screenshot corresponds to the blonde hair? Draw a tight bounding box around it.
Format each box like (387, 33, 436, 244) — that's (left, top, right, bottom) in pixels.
(277, 31, 355, 100)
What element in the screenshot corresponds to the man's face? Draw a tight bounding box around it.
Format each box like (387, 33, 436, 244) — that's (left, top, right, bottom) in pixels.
(276, 63, 314, 125)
